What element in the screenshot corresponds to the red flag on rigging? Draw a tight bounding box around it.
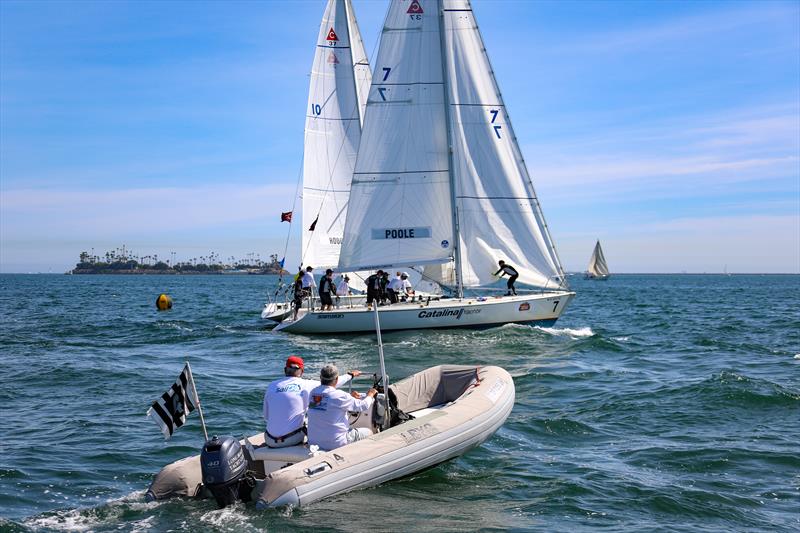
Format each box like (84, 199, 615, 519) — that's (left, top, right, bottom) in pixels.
(281, 211, 293, 223)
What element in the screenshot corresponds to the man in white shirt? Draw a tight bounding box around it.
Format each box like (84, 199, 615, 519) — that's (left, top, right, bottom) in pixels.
(301, 266, 316, 310)
(301, 266, 316, 291)
(307, 364, 377, 451)
(262, 356, 362, 448)
(335, 275, 350, 308)
(386, 272, 402, 304)
(399, 272, 415, 301)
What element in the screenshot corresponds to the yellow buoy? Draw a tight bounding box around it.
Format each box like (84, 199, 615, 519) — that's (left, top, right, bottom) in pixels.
(156, 293, 173, 311)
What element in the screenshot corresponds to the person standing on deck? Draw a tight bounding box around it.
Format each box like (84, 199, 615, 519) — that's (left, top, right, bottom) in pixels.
(302, 266, 316, 309)
(335, 275, 351, 308)
(319, 269, 336, 311)
(494, 260, 519, 296)
(292, 274, 304, 320)
(366, 270, 383, 306)
(379, 271, 390, 305)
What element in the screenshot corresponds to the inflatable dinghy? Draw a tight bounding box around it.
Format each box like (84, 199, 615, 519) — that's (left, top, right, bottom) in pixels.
(146, 364, 514, 508)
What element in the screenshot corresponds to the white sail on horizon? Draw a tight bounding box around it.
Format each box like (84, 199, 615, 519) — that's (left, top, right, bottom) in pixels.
(301, 0, 372, 272)
(587, 240, 610, 278)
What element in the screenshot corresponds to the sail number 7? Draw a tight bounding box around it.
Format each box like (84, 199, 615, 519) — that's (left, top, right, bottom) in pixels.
(552, 300, 559, 313)
(489, 109, 502, 139)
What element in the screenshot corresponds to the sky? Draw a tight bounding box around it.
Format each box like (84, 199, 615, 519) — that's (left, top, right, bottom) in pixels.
(1, 0, 798, 274)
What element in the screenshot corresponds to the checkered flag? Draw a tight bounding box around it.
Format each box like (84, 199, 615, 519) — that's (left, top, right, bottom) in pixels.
(147, 364, 197, 439)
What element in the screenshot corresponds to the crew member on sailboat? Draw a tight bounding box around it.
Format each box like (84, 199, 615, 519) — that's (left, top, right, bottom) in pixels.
(302, 266, 316, 295)
(319, 269, 336, 311)
(494, 261, 519, 296)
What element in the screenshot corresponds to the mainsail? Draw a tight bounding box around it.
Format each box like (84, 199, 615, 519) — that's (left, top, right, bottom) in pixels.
(301, 0, 372, 271)
(587, 240, 610, 278)
(338, 0, 454, 271)
(339, 0, 566, 292)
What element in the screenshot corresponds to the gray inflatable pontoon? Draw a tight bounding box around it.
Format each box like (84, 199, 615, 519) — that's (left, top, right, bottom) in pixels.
(147, 365, 515, 508)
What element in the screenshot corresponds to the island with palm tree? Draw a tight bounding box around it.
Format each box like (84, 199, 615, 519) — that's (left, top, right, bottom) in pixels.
(70, 246, 286, 275)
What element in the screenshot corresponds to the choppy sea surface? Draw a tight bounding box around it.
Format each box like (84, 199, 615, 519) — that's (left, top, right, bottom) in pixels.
(0, 273, 798, 532)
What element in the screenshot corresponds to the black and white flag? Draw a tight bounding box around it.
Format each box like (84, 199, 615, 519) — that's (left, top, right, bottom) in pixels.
(147, 364, 197, 439)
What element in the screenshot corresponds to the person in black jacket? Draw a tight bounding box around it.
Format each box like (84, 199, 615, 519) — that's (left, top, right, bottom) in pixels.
(319, 269, 336, 311)
(365, 270, 383, 306)
(494, 260, 519, 296)
(292, 275, 304, 320)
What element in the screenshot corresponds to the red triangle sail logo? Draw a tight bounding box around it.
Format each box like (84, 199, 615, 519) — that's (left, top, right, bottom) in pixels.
(327, 51, 339, 64)
(407, 0, 423, 14)
(326, 27, 339, 41)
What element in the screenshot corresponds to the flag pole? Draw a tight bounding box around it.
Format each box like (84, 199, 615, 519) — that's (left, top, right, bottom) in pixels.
(185, 360, 209, 441)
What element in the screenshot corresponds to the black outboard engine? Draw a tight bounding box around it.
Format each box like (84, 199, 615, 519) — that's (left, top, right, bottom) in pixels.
(200, 435, 253, 508)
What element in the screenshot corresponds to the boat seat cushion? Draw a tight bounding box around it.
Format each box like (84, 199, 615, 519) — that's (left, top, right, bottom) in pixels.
(390, 365, 478, 413)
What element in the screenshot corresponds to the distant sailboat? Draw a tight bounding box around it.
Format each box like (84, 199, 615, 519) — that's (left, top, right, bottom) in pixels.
(585, 240, 610, 280)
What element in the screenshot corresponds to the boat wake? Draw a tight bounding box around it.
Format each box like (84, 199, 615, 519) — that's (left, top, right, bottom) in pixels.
(198, 502, 261, 532)
(21, 490, 160, 532)
(535, 326, 595, 338)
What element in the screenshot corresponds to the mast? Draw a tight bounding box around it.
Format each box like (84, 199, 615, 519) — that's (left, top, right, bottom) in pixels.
(343, 0, 364, 129)
(438, 0, 464, 298)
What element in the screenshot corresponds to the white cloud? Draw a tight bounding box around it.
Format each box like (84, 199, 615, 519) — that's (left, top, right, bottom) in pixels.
(527, 102, 800, 196)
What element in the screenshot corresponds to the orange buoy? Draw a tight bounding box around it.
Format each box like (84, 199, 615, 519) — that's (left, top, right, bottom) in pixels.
(156, 293, 173, 311)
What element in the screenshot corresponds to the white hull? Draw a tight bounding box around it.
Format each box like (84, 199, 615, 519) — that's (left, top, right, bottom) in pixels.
(261, 294, 370, 323)
(146, 365, 514, 509)
(273, 291, 575, 334)
(261, 302, 292, 322)
(262, 365, 514, 508)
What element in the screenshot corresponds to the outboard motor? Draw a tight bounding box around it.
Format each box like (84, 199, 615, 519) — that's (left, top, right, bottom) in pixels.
(200, 435, 253, 508)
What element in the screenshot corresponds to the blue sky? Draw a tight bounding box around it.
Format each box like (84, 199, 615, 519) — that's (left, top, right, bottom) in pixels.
(1, 0, 798, 273)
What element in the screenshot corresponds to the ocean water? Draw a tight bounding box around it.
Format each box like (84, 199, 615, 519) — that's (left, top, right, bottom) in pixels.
(0, 273, 798, 532)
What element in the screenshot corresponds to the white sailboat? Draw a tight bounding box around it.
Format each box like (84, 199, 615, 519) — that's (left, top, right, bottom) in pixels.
(585, 240, 610, 280)
(275, 0, 575, 334)
(262, 0, 372, 322)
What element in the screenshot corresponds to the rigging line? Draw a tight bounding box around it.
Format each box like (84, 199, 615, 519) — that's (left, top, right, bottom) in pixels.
(275, 133, 305, 284)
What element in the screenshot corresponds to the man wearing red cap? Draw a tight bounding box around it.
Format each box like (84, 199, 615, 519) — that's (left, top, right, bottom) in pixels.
(262, 355, 362, 448)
